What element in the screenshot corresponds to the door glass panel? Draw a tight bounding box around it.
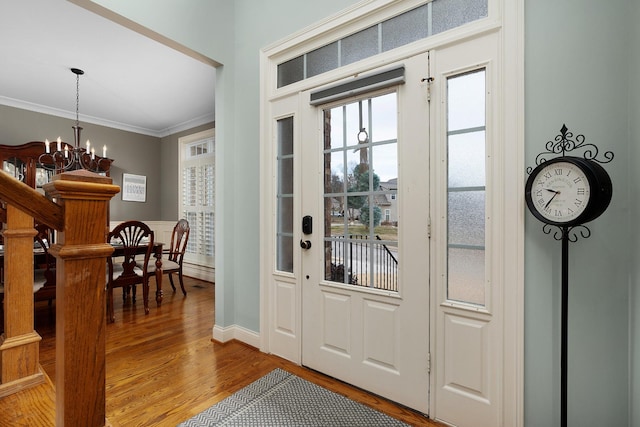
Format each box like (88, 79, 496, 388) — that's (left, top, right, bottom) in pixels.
(447, 69, 486, 306)
(323, 92, 398, 291)
(277, 116, 294, 273)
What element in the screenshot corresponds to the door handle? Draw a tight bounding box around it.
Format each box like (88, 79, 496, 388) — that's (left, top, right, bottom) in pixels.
(300, 239, 312, 249)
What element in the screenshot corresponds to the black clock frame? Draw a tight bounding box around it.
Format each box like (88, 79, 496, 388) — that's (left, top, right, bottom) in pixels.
(526, 124, 613, 427)
(525, 155, 613, 227)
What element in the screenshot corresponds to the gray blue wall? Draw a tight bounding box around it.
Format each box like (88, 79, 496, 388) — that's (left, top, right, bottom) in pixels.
(630, 2, 640, 427)
(0, 105, 213, 223)
(525, 1, 632, 425)
(0, 105, 162, 221)
(79, 1, 639, 425)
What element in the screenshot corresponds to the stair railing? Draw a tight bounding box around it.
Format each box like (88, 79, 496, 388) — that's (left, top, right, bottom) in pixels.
(0, 169, 119, 427)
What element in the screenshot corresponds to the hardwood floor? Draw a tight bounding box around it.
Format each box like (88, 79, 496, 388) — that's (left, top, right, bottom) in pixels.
(27, 277, 443, 426)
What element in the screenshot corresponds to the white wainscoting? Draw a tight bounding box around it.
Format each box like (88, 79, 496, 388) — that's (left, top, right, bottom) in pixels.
(109, 220, 214, 283)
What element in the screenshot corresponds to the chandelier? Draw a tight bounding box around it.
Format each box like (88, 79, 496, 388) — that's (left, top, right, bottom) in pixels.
(39, 68, 110, 173)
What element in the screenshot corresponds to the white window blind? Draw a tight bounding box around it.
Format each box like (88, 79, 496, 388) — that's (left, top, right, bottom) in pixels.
(179, 130, 215, 266)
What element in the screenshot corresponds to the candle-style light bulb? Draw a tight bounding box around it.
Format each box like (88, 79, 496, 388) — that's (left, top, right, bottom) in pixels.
(91, 147, 95, 160)
(45, 139, 50, 153)
(64, 145, 69, 158)
(86, 140, 90, 152)
(57, 137, 62, 152)
(103, 145, 107, 158)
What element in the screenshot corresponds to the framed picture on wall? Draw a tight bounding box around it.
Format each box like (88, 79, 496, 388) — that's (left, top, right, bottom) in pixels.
(122, 173, 146, 202)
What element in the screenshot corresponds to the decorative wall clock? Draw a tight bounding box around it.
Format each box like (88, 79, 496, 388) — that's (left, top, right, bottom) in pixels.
(525, 155, 612, 227)
(525, 124, 613, 427)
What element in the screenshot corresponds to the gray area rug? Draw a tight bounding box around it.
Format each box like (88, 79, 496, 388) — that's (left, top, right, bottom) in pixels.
(178, 368, 409, 426)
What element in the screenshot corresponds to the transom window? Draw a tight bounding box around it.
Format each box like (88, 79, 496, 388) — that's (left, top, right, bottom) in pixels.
(277, 0, 488, 88)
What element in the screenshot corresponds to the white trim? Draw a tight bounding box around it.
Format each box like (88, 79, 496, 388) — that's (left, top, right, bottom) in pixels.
(212, 324, 261, 348)
(500, 0, 525, 425)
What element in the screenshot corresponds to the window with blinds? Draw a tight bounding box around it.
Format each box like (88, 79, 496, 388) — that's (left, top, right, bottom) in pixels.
(179, 130, 215, 266)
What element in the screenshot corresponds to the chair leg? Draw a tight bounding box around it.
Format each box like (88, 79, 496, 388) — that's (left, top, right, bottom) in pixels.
(168, 274, 177, 292)
(178, 271, 187, 296)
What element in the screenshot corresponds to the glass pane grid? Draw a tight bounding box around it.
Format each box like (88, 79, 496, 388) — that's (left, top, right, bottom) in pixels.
(276, 116, 295, 273)
(446, 68, 486, 307)
(323, 93, 398, 293)
(180, 136, 215, 262)
(276, 0, 487, 87)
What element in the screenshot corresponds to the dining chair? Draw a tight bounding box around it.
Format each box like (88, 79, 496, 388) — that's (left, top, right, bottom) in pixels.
(106, 220, 154, 323)
(33, 223, 56, 305)
(140, 219, 190, 296)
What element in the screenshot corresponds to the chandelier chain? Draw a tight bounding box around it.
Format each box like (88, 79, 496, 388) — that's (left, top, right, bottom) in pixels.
(38, 67, 111, 173)
(76, 73, 80, 126)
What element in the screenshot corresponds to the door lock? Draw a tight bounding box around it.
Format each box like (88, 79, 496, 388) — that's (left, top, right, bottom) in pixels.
(300, 239, 312, 249)
(302, 215, 313, 234)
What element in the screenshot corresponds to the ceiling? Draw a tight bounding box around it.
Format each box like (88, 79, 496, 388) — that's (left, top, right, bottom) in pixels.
(0, 0, 216, 138)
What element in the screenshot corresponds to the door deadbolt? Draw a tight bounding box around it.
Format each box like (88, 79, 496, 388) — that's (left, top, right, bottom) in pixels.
(302, 215, 313, 234)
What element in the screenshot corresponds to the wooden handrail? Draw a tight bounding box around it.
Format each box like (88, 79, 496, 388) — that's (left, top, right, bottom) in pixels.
(0, 171, 63, 231)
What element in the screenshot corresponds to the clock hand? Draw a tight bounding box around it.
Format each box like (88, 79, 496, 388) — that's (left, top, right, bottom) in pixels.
(544, 188, 560, 194)
(544, 190, 560, 209)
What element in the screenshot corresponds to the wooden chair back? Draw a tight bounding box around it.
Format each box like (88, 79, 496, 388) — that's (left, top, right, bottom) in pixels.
(168, 219, 190, 265)
(108, 220, 154, 286)
(106, 220, 154, 322)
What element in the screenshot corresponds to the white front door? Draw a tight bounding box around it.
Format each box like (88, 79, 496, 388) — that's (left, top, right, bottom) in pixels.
(299, 54, 430, 413)
(264, 21, 521, 427)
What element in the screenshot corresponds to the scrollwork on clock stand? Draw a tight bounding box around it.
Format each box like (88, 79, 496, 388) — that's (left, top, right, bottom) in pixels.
(528, 123, 615, 172)
(528, 124, 614, 243)
(542, 223, 590, 242)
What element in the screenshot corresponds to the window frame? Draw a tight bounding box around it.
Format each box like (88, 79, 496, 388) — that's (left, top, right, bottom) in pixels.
(178, 128, 215, 266)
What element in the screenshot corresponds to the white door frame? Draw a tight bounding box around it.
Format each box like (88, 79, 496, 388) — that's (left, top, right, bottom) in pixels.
(259, 1, 524, 425)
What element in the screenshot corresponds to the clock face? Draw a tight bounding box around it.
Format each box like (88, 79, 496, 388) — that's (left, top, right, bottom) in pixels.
(526, 156, 613, 226)
(526, 159, 591, 225)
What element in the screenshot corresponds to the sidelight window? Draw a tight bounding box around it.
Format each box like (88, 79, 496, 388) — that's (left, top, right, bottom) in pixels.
(446, 69, 486, 306)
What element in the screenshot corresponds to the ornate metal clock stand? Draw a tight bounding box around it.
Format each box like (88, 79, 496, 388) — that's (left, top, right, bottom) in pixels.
(526, 124, 614, 427)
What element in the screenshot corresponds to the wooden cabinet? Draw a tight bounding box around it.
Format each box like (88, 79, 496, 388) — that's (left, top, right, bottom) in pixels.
(0, 141, 111, 189)
(0, 141, 53, 189)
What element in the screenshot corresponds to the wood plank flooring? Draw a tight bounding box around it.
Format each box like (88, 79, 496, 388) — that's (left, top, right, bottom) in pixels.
(25, 277, 443, 426)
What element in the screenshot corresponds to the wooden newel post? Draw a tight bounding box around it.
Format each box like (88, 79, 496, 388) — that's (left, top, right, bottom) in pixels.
(44, 170, 119, 427)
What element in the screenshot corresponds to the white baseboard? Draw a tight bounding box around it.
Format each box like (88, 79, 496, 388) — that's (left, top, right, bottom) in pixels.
(183, 262, 214, 282)
(212, 324, 260, 348)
